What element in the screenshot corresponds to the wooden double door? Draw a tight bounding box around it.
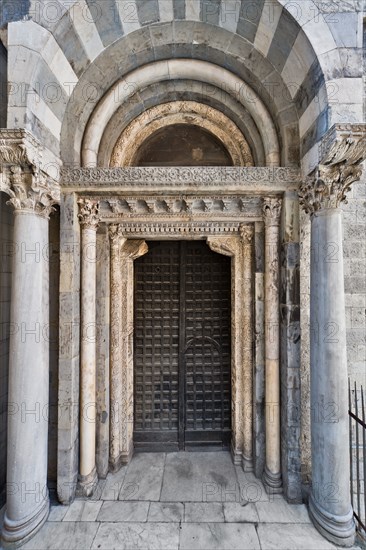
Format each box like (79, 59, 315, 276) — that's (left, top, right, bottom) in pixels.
(133, 241, 231, 451)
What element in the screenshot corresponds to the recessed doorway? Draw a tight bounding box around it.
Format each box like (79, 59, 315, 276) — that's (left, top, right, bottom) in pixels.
(133, 241, 232, 451)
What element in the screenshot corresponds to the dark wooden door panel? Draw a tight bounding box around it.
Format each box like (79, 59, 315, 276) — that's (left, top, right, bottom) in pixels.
(134, 241, 231, 451)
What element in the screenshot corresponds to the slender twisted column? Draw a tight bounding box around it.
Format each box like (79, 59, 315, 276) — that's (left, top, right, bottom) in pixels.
(262, 197, 282, 493)
(240, 224, 254, 472)
(1, 164, 58, 547)
(78, 199, 99, 495)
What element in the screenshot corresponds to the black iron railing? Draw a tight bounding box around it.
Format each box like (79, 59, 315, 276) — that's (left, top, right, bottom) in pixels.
(349, 379, 366, 533)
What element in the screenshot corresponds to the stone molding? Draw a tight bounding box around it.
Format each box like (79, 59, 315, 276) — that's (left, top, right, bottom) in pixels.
(300, 123, 366, 215)
(0, 129, 60, 218)
(110, 101, 254, 167)
(61, 167, 300, 192)
(78, 199, 100, 229)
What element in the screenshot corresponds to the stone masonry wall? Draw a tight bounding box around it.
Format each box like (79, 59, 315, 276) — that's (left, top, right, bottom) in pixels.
(0, 194, 13, 504)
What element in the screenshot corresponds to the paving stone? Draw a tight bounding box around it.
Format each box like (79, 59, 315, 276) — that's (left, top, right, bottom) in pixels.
(100, 466, 128, 501)
(91, 522, 180, 549)
(256, 523, 337, 549)
(21, 522, 99, 549)
(255, 499, 311, 524)
(161, 451, 237, 502)
(63, 500, 103, 522)
(148, 502, 184, 522)
(97, 501, 149, 522)
(223, 502, 260, 523)
(47, 504, 69, 522)
(184, 502, 225, 522)
(119, 453, 166, 501)
(180, 523, 261, 550)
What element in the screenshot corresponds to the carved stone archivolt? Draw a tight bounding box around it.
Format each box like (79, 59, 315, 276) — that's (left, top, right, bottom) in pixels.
(110, 101, 254, 167)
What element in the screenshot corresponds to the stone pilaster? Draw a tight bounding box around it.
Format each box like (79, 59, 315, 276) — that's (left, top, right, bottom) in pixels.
(77, 199, 99, 496)
(262, 197, 282, 494)
(240, 224, 254, 472)
(299, 123, 366, 547)
(0, 132, 59, 547)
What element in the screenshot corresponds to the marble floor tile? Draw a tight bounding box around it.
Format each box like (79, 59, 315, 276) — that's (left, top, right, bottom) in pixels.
(184, 502, 225, 522)
(97, 501, 149, 522)
(91, 522, 180, 549)
(21, 522, 99, 549)
(100, 466, 128, 501)
(223, 502, 259, 523)
(148, 502, 184, 522)
(47, 504, 69, 522)
(257, 523, 337, 549)
(180, 522, 261, 550)
(234, 467, 276, 504)
(63, 500, 102, 522)
(255, 499, 311, 523)
(161, 451, 238, 502)
(119, 453, 165, 501)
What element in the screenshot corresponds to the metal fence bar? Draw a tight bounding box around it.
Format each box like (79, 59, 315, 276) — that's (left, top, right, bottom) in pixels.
(349, 379, 366, 534)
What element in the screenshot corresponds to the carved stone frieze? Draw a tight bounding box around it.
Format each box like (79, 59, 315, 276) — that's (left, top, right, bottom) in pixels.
(262, 198, 282, 226)
(114, 221, 245, 237)
(78, 199, 100, 229)
(100, 196, 262, 219)
(61, 167, 300, 192)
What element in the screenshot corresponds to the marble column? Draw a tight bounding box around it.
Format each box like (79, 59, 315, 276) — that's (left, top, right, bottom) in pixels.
(300, 169, 358, 547)
(240, 224, 254, 472)
(2, 167, 57, 546)
(78, 199, 99, 496)
(262, 197, 282, 493)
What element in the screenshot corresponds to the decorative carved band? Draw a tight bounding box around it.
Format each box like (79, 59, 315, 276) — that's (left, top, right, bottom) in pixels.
(78, 199, 100, 229)
(262, 198, 282, 226)
(111, 222, 245, 237)
(61, 167, 300, 191)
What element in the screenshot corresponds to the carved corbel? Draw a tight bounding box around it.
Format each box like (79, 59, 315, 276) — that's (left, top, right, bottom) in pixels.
(207, 235, 240, 257)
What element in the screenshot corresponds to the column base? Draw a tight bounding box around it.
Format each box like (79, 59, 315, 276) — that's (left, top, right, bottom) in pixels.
(309, 494, 355, 548)
(263, 465, 283, 494)
(242, 456, 254, 472)
(77, 467, 98, 497)
(1, 496, 49, 548)
(231, 442, 242, 466)
(109, 445, 133, 473)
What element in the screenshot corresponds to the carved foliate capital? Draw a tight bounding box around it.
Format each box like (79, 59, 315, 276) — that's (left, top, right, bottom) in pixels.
(0, 130, 60, 218)
(300, 123, 366, 215)
(78, 199, 99, 229)
(108, 223, 124, 242)
(6, 166, 59, 219)
(262, 198, 282, 226)
(239, 224, 254, 244)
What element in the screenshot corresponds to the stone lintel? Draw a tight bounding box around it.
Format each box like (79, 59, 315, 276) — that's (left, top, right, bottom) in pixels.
(60, 167, 300, 193)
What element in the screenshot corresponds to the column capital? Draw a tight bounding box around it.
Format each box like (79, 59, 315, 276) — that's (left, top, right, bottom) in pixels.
(0, 129, 60, 218)
(78, 198, 100, 229)
(300, 123, 366, 216)
(262, 197, 282, 227)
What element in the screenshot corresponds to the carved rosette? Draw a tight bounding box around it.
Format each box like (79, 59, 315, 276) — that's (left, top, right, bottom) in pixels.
(78, 199, 100, 229)
(262, 198, 282, 227)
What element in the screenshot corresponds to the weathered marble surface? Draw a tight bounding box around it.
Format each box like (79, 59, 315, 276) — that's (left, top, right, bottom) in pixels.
(180, 523, 260, 550)
(91, 522, 180, 550)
